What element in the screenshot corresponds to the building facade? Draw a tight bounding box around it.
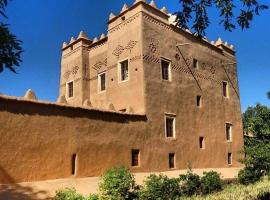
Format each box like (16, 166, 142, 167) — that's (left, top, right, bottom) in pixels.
(0, 0, 243, 184)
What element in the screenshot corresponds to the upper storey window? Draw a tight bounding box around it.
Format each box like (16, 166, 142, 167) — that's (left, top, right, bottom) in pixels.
(98, 72, 106, 92)
(165, 114, 176, 138)
(67, 81, 74, 98)
(161, 58, 171, 81)
(223, 81, 229, 98)
(119, 59, 129, 82)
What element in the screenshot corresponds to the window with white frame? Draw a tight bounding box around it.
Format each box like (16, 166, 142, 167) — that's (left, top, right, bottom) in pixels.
(119, 59, 129, 82)
(67, 81, 74, 98)
(225, 123, 232, 141)
(165, 114, 175, 138)
(161, 58, 171, 81)
(98, 72, 106, 92)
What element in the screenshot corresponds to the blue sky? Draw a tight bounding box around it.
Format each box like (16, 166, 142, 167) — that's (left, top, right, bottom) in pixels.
(0, 0, 269, 112)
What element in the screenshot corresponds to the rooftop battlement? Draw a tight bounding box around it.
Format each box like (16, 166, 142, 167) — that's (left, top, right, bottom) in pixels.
(62, 0, 235, 55)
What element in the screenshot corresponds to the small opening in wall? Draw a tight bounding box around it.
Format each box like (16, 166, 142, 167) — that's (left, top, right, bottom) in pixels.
(132, 149, 140, 167)
(225, 123, 232, 141)
(199, 137, 205, 149)
(223, 81, 229, 97)
(67, 81, 74, 98)
(169, 153, 175, 169)
(121, 16, 126, 21)
(119, 108, 127, 112)
(193, 59, 199, 69)
(70, 46, 73, 51)
(197, 96, 202, 107)
(71, 154, 77, 176)
(228, 153, 232, 165)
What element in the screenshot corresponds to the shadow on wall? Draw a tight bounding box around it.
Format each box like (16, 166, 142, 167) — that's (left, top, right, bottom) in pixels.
(0, 167, 50, 200)
(0, 98, 148, 123)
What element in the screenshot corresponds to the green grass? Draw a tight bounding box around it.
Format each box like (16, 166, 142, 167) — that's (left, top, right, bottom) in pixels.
(182, 178, 270, 200)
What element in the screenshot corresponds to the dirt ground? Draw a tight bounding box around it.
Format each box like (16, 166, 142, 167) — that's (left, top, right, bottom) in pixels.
(0, 168, 241, 200)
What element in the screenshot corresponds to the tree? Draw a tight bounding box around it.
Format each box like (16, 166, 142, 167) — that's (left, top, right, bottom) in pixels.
(0, 0, 23, 73)
(175, 0, 268, 36)
(242, 104, 270, 174)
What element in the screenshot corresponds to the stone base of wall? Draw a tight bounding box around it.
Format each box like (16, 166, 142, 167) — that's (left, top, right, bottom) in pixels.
(0, 167, 242, 200)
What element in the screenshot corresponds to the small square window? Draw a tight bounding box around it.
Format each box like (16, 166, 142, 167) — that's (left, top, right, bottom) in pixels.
(199, 137, 205, 149)
(223, 81, 229, 97)
(228, 153, 232, 165)
(98, 72, 106, 92)
(67, 81, 74, 98)
(119, 59, 129, 82)
(193, 59, 199, 69)
(197, 96, 202, 107)
(165, 115, 175, 138)
(161, 59, 171, 81)
(132, 149, 140, 167)
(225, 123, 232, 141)
(169, 153, 175, 169)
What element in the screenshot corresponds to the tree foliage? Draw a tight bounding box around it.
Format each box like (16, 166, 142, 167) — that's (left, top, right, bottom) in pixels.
(175, 0, 268, 36)
(99, 166, 138, 200)
(242, 104, 270, 173)
(0, 0, 23, 73)
(139, 174, 181, 200)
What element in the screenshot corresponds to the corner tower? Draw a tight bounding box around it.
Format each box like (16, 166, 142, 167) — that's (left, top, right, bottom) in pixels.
(59, 31, 92, 106)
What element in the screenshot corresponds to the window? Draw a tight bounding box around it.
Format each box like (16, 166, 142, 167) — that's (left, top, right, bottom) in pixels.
(199, 137, 205, 149)
(161, 58, 171, 81)
(165, 115, 175, 138)
(193, 59, 199, 69)
(197, 96, 202, 107)
(131, 149, 140, 167)
(119, 59, 129, 82)
(71, 154, 77, 175)
(223, 81, 229, 97)
(169, 153, 175, 169)
(225, 123, 232, 141)
(67, 81, 74, 98)
(98, 72, 106, 92)
(228, 153, 232, 165)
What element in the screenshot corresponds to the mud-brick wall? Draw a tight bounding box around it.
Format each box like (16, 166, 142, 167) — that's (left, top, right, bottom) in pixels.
(0, 97, 147, 184)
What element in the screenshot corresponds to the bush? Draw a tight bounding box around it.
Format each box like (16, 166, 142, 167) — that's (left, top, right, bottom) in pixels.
(179, 170, 201, 196)
(139, 174, 181, 200)
(200, 171, 223, 195)
(238, 167, 262, 185)
(257, 191, 270, 200)
(85, 194, 99, 200)
(99, 166, 137, 200)
(54, 188, 84, 200)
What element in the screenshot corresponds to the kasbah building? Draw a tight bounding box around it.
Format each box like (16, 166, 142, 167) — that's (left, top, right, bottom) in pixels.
(0, 0, 244, 187)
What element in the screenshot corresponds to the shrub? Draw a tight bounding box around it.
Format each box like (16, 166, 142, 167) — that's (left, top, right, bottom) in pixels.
(99, 166, 137, 200)
(139, 174, 181, 200)
(257, 191, 270, 200)
(85, 194, 99, 200)
(200, 171, 223, 195)
(238, 167, 262, 185)
(54, 188, 84, 200)
(179, 170, 201, 196)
